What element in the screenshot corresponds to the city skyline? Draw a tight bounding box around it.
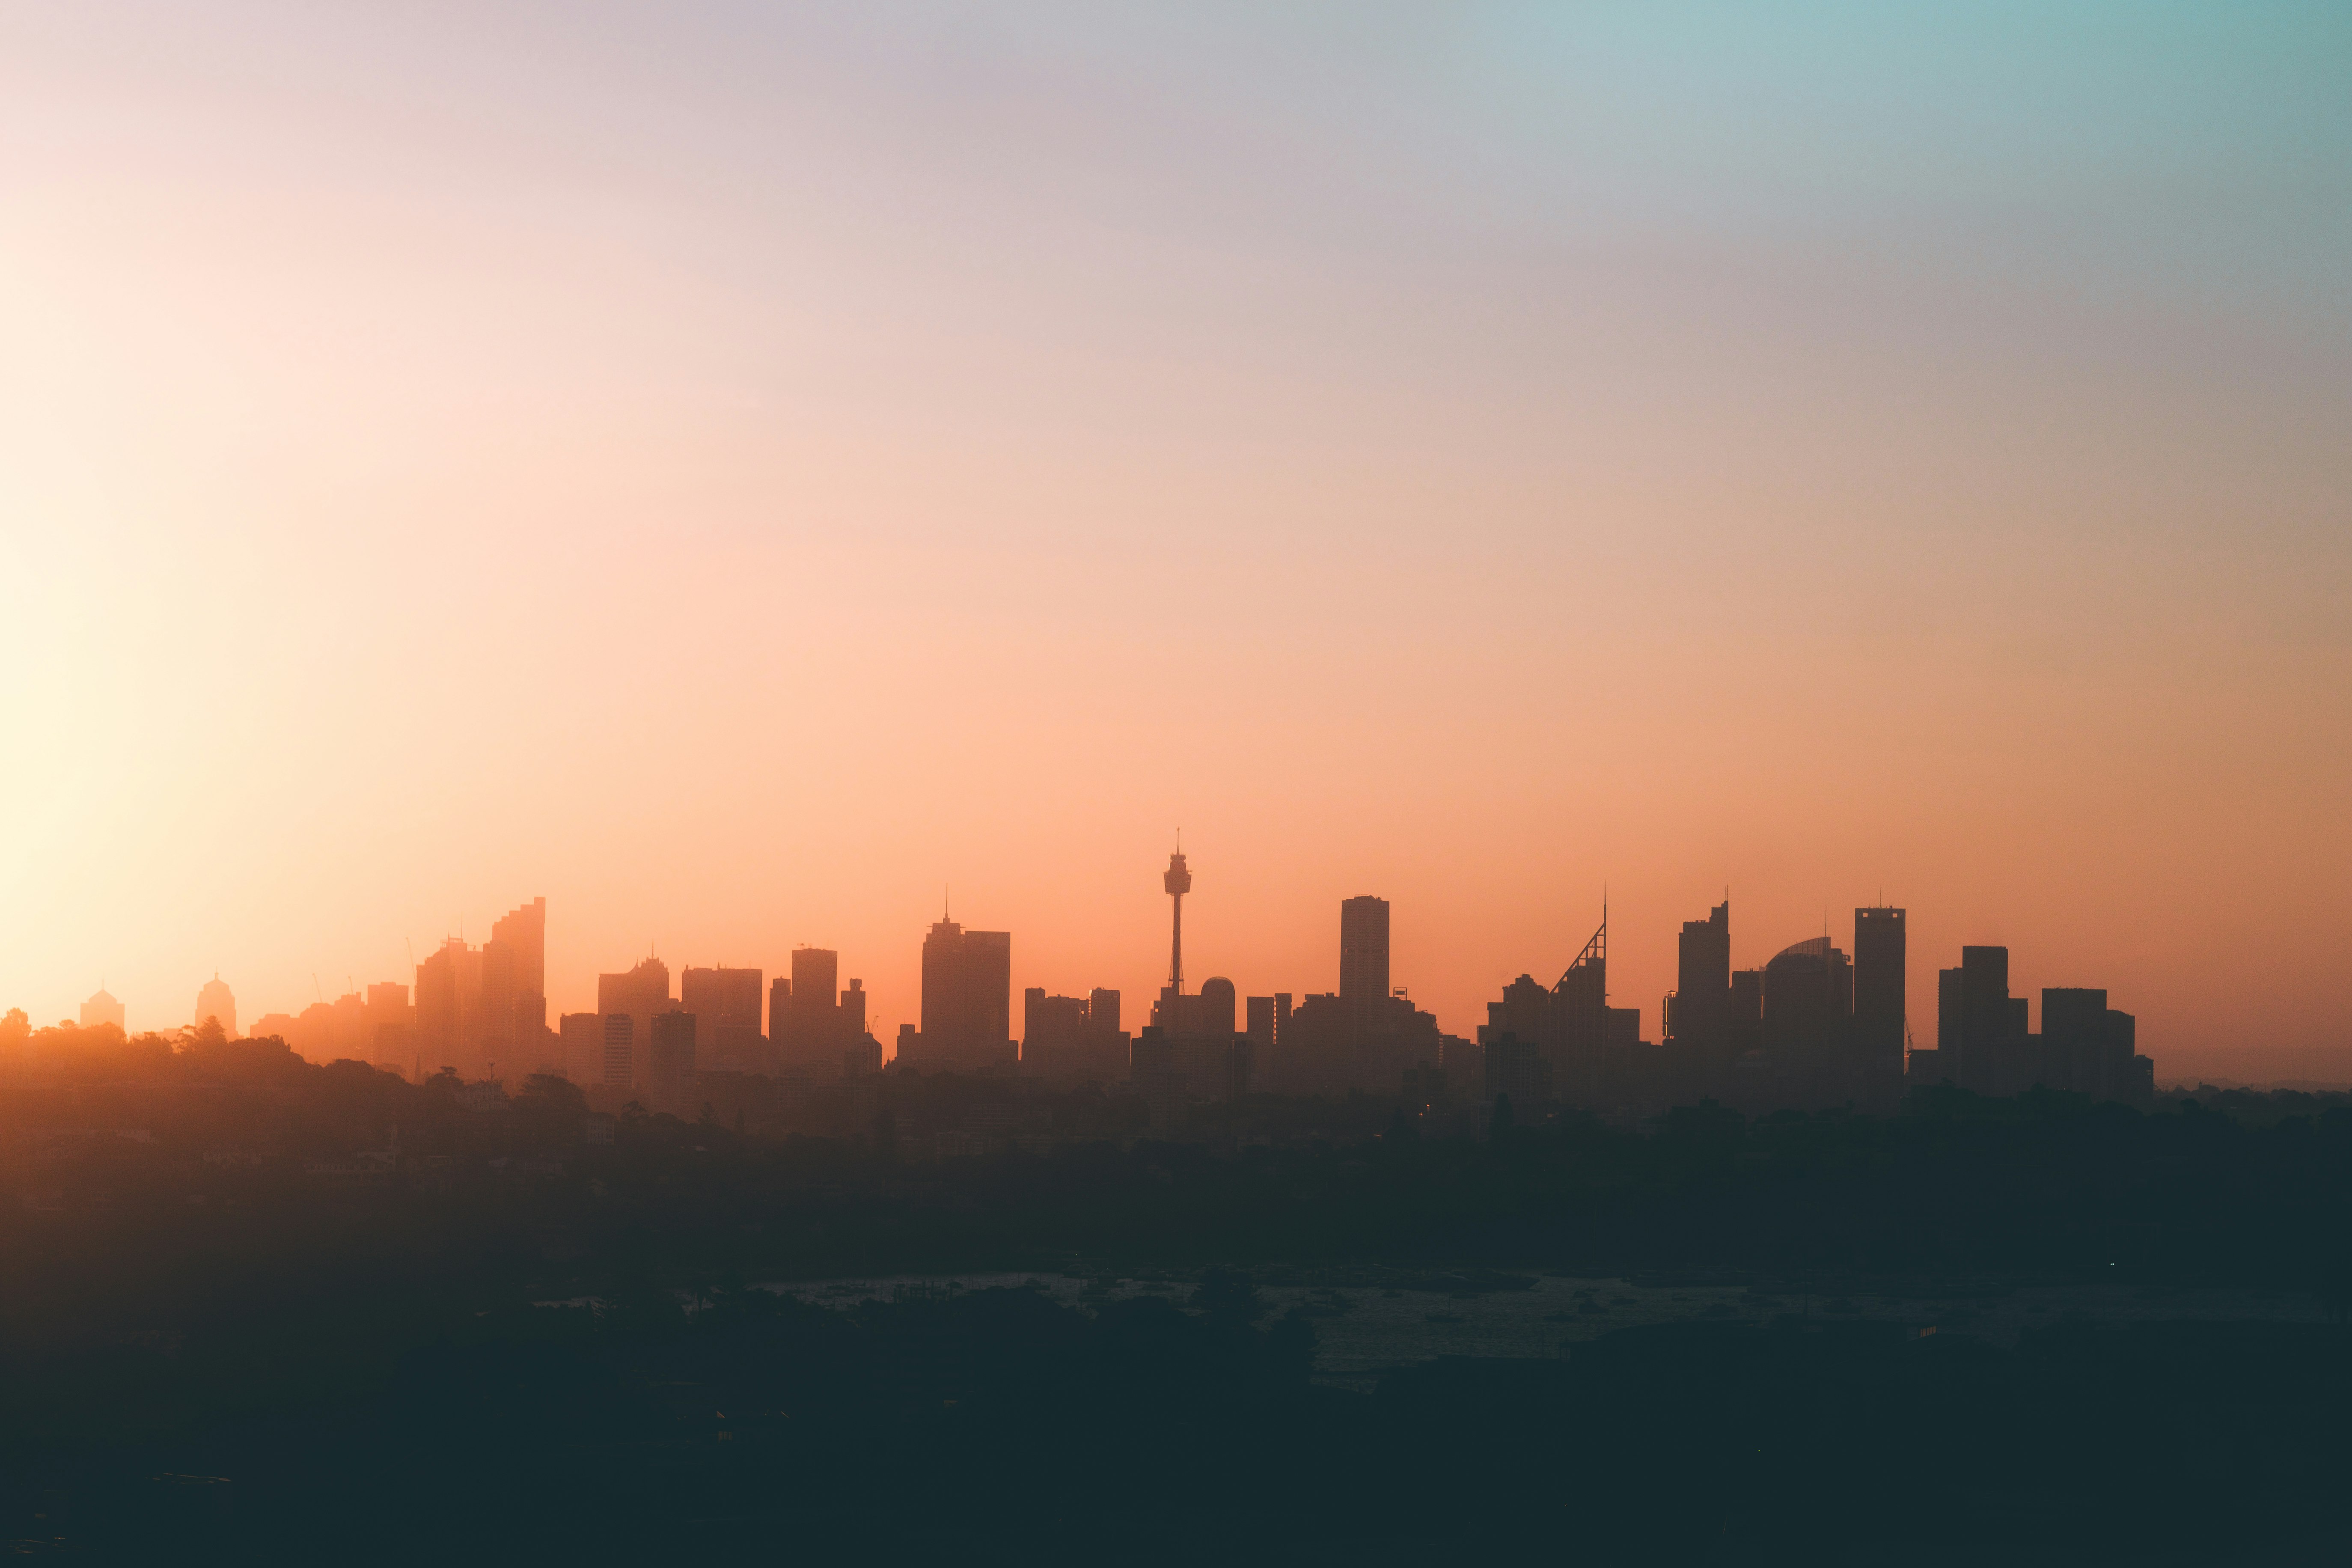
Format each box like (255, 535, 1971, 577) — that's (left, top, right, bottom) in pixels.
(32, 857, 2153, 1093)
(4, 6, 2346, 1083)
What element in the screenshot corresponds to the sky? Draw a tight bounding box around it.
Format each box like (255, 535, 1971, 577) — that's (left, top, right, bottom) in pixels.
(3, 2, 2347, 1080)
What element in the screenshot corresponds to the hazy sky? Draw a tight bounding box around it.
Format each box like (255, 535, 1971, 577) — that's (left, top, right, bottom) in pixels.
(4, 3, 2347, 1078)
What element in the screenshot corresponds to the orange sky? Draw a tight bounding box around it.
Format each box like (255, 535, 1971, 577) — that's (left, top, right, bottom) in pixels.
(3, 6, 2347, 1080)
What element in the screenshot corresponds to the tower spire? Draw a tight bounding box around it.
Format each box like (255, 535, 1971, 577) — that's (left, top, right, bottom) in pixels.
(1163, 837, 1192, 994)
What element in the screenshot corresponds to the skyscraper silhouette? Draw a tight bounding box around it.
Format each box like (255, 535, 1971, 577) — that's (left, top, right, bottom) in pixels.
(80, 987, 125, 1032)
(1670, 901, 1729, 1054)
(908, 920, 1013, 1071)
(1339, 896, 1390, 1031)
(195, 974, 236, 1038)
(681, 964, 763, 1072)
(1852, 907, 1906, 1089)
(597, 957, 671, 1090)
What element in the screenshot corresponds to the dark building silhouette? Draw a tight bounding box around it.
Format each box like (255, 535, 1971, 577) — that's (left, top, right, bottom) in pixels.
(1340, 896, 1390, 1031)
(1948, 946, 2019, 1095)
(195, 974, 237, 1038)
(414, 937, 483, 1074)
(1272, 898, 1443, 1096)
(363, 982, 413, 1071)
(1852, 907, 1905, 1090)
(681, 965, 764, 1074)
(1668, 900, 1730, 1056)
(900, 920, 1013, 1072)
(1472, 906, 1619, 1102)
(1483, 1032, 1552, 1109)
(1023, 987, 1128, 1082)
(481, 897, 547, 1073)
(600, 1013, 634, 1088)
(557, 1012, 601, 1084)
(1762, 936, 1853, 1087)
(597, 957, 671, 1092)
(648, 1009, 696, 1113)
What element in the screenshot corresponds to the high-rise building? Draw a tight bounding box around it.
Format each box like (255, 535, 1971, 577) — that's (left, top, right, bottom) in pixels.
(1670, 902, 1730, 1053)
(1955, 946, 2014, 1094)
(597, 957, 672, 1089)
(477, 898, 547, 1069)
(558, 1012, 603, 1085)
(778, 947, 841, 1062)
(1762, 936, 1852, 1079)
(648, 1009, 696, 1114)
(414, 938, 483, 1074)
(1852, 907, 1906, 1085)
(1339, 896, 1391, 1026)
(906, 920, 1013, 1071)
(601, 1013, 634, 1088)
(80, 988, 125, 1032)
(681, 965, 764, 1073)
(195, 974, 237, 1038)
(364, 982, 413, 1070)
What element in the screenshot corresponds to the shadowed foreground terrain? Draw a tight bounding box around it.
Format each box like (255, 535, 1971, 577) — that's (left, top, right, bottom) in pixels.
(5, 1026, 2352, 1561)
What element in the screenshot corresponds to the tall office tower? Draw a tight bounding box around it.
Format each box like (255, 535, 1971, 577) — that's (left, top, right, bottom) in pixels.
(915, 920, 1014, 1069)
(597, 957, 672, 1087)
(1165, 846, 1193, 992)
(601, 1013, 635, 1088)
(681, 965, 764, 1073)
(1671, 901, 1730, 1051)
(841, 978, 868, 1041)
(491, 898, 546, 1004)
(414, 938, 482, 1071)
(1023, 988, 1091, 1077)
(1551, 909, 1610, 1080)
(769, 976, 791, 1048)
(2040, 988, 2110, 1096)
(195, 974, 237, 1037)
(1246, 995, 1278, 1057)
(782, 947, 841, 1059)
(1762, 937, 1852, 1076)
(479, 940, 516, 1062)
(1852, 907, 1906, 1079)
(648, 1009, 696, 1113)
(470, 902, 534, 1063)
(329, 991, 368, 1059)
(80, 988, 125, 1032)
(1091, 988, 1121, 1038)
(558, 1012, 602, 1084)
(1339, 897, 1391, 1027)
(1954, 946, 2013, 1093)
(364, 982, 413, 1068)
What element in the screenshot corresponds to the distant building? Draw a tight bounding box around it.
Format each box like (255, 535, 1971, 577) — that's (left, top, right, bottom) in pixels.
(648, 1009, 696, 1114)
(597, 957, 672, 1090)
(364, 983, 413, 1070)
(480, 898, 548, 1070)
(415, 937, 484, 1074)
(900, 920, 1013, 1072)
(1668, 901, 1730, 1056)
(681, 965, 764, 1074)
(80, 988, 125, 1032)
(1852, 907, 1906, 1094)
(1762, 936, 1852, 1082)
(601, 1013, 635, 1089)
(195, 974, 236, 1038)
(558, 1012, 603, 1085)
(1339, 896, 1391, 1033)
(1023, 987, 1128, 1082)
(1467, 906, 1616, 1102)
